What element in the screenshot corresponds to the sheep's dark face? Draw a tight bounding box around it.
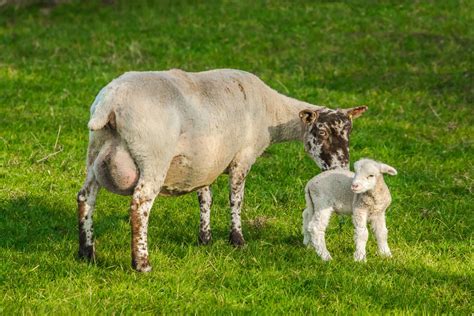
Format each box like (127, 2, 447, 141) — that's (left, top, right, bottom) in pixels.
(300, 106, 367, 171)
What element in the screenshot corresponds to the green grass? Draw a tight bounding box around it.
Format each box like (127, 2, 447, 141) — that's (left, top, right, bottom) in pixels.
(1, 0, 473, 313)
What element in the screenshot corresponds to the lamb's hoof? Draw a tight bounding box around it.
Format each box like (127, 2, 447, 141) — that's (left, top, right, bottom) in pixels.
(132, 258, 152, 273)
(354, 251, 366, 262)
(320, 252, 332, 261)
(78, 244, 96, 262)
(229, 230, 245, 247)
(379, 250, 392, 258)
(198, 230, 212, 245)
(303, 237, 310, 246)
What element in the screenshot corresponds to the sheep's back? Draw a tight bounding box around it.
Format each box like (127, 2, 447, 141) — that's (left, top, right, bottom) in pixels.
(306, 169, 354, 213)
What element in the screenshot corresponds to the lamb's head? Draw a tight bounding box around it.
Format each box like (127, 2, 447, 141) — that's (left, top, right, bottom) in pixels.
(299, 106, 367, 171)
(351, 158, 397, 193)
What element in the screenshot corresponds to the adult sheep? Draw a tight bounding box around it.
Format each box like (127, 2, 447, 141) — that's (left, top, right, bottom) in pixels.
(77, 68, 367, 272)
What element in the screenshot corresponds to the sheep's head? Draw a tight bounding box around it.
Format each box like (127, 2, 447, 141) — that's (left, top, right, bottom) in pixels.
(351, 158, 397, 193)
(299, 106, 367, 171)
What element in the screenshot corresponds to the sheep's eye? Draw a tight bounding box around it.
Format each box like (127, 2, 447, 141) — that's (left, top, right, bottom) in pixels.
(318, 130, 327, 136)
(368, 175, 374, 178)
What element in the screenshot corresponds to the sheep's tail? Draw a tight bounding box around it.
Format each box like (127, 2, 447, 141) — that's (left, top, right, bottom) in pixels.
(87, 88, 116, 131)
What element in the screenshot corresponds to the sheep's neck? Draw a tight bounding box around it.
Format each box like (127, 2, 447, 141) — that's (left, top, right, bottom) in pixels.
(264, 91, 321, 144)
(357, 177, 390, 208)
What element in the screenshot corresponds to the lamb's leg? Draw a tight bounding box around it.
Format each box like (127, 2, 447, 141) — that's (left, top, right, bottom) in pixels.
(369, 213, 392, 257)
(353, 208, 369, 262)
(228, 162, 250, 247)
(302, 188, 314, 246)
(197, 186, 213, 245)
(302, 208, 312, 246)
(77, 170, 100, 261)
(308, 207, 333, 261)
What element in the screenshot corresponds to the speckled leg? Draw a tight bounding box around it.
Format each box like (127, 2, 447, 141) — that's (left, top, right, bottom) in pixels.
(228, 162, 250, 247)
(77, 171, 100, 261)
(197, 186, 213, 245)
(130, 182, 157, 272)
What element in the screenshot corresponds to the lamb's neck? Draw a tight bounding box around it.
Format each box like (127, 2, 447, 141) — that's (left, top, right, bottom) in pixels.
(265, 92, 321, 144)
(357, 177, 390, 207)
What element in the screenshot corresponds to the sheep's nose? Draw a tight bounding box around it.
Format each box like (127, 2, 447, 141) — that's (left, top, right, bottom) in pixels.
(351, 183, 360, 191)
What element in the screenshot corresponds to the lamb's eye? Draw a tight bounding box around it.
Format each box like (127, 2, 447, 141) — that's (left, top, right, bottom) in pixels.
(318, 130, 327, 136)
(368, 175, 374, 178)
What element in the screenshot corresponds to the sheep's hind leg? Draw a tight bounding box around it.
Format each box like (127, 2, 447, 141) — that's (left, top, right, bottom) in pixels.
(228, 162, 251, 247)
(308, 207, 333, 261)
(129, 180, 160, 273)
(302, 208, 312, 246)
(77, 170, 100, 261)
(197, 186, 213, 245)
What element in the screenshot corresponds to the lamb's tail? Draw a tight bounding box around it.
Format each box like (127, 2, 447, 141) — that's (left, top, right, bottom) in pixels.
(87, 88, 116, 131)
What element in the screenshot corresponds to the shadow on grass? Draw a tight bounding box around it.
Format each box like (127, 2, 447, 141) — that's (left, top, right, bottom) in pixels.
(0, 196, 76, 251)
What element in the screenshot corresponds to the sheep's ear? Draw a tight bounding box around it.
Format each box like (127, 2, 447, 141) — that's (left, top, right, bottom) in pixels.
(299, 109, 319, 124)
(343, 106, 368, 120)
(380, 163, 397, 176)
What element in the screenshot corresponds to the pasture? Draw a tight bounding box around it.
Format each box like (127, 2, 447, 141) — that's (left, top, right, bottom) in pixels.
(0, 0, 472, 313)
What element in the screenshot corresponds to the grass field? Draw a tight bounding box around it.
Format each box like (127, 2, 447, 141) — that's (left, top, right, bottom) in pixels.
(1, 0, 473, 313)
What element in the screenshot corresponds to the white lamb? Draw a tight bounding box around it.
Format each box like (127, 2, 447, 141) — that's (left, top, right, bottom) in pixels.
(302, 158, 397, 261)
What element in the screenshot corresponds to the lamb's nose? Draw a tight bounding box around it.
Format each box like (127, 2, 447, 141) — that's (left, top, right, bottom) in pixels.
(351, 184, 360, 191)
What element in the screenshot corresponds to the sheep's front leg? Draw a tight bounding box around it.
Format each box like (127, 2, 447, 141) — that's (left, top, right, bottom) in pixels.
(197, 186, 213, 245)
(77, 172, 100, 261)
(130, 182, 158, 272)
(369, 212, 392, 257)
(308, 207, 333, 261)
(353, 208, 369, 262)
(228, 162, 250, 247)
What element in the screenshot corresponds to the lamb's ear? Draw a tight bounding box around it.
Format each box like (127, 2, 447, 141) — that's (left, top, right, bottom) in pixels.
(299, 109, 319, 124)
(380, 163, 397, 176)
(342, 106, 368, 120)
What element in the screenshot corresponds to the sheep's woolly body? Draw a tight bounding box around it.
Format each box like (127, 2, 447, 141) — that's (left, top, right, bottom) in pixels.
(305, 170, 354, 215)
(88, 69, 320, 196)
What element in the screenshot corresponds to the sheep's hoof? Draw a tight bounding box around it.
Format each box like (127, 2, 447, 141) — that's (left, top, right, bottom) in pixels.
(320, 253, 333, 261)
(132, 258, 152, 273)
(198, 230, 212, 245)
(379, 250, 392, 258)
(229, 230, 245, 247)
(78, 244, 96, 262)
(354, 251, 367, 262)
(303, 236, 310, 246)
